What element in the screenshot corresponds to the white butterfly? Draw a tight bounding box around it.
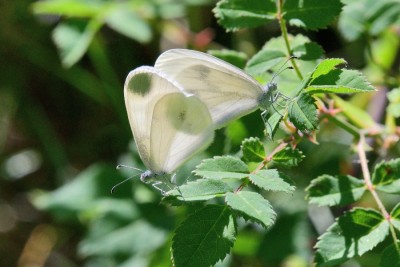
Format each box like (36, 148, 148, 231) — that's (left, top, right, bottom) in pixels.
(154, 49, 279, 128)
(122, 66, 214, 193)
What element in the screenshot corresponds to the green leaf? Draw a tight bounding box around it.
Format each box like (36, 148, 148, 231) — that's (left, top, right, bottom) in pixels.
(213, 0, 276, 31)
(314, 208, 389, 266)
(338, 0, 400, 41)
(208, 49, 248, 69)
(271, 146, 304, 167)
(372, 159, 400, 194)
(306, 58, 376, 94)
(31, 164, 131, 222)
(249, 169, 295, 193)
(310, 58, 347, 79)
(226, 191, 276, 228)
(165, 179, 232, 202)
(52, 20, 102, 68)
(283, 0, 344, 30)
(292, 42, 324, 60)
(246, 34, 321, 76)
(105, 5, 152, 43)
(241, 137, 265, 163)
(387, 88, 400, 118)
(194, 156, 249, 179)
(172, 205, 236, 267)
(288, 93, 318, 132)
(265, 112, 283, 138)
(390, 202, 400, 231)
(380, 242, 400, 267)
(332, 95, 377, 130)
(79, 219, 167, 257)
(31, 0, 102, 17)
(245, 50, 286, 76)
(306, 175, 366, 207)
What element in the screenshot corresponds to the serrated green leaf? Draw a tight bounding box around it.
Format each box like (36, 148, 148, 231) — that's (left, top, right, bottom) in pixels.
(249, 169, 295, 193)
(307, 69, 376, 94)
(332, 95, 377, 130)
(283, 0, 343, 30)
(390, 203, 400, 231)
(372, 159, 400, 194)
(241, 137, 265, 163)
(306, 175, 366, 207)
(272, 147, 304, 167)
(288, 93, 318, 132)
(310, 58, 347, 79)
(195, 156, 249, 179)
(314, 208, 389, 266)
(380, 242, 400, 267)
(208, 49, 248, 69)
(172, 205, 236, 267)
(52, 20, 102, 67)
(166, 179, 232, 202)
(213, 0, 276, 31)
(226, 191, 276, 228)
(105, 5, 151, 43)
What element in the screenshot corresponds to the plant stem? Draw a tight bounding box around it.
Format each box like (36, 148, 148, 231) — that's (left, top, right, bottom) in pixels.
(276, 0, 303, 80)
(357, 134, 399, 250)
(235, 142, 288, 192)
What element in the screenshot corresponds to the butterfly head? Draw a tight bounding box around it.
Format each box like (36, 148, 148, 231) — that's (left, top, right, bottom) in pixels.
(140, 170, 168, 184)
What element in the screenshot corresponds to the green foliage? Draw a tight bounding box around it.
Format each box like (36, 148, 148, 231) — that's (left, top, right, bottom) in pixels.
(305, 58, 376, 94)
(172, 205, 236, 267)
(380, 242, 400, 267)
(241, 137, 265, 163)
(249, 170, 295, 193)
(7, 0, 398, 266)
(213, 0, 276, 31)
(288, 93, 318, 132)
(245, 34, 322, 76)
(226, 191, 276, 228)
(314, 208, 390, 266)
(372, 159, 400, 194)
(306, 175, 366, 206)
(271, 147, 304, 167)
(194, 156, 249, 179)
(338, 0, 400, 41)
(387, 88, 400, 118)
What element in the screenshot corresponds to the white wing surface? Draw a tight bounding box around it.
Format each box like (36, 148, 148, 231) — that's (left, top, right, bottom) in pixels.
(155, 49, 265, 127)
(124, 66, 213, 174)
(150, 93, 214, 173)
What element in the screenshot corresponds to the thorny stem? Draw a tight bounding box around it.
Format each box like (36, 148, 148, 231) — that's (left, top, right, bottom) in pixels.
(235, 142, 288, 192)
(277, 0, 303, 80)
(357, 133, 399, 250)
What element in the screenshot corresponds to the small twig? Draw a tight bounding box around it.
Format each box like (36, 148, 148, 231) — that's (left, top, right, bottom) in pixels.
(357, 133, 399, 250)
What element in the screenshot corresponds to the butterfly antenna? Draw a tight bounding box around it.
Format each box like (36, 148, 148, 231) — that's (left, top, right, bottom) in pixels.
(270, 55, 298, 83)
(111, 173, 141, 194)
(116, 164, 143, 172)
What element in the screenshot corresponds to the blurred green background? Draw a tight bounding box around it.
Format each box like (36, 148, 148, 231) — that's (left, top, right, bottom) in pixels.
(1, 0, 398, 266)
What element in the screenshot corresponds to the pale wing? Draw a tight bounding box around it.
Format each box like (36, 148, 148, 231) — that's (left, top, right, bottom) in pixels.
(124, 66, 188, 172)
(150, 93, 214, 173)
(155, 49, 265, 127)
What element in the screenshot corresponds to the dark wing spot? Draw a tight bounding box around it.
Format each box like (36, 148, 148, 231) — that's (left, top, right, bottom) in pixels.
(128, 72, 152, 96)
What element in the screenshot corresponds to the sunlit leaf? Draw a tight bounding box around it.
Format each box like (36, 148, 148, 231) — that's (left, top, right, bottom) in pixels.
(226, 191, 276, 228)
(315, 208, 389, 266)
